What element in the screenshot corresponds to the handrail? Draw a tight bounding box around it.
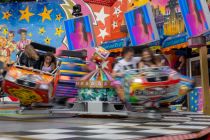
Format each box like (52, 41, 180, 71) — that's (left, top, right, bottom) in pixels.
(125, 66, 170, 72)
(124, 66, 172, 75)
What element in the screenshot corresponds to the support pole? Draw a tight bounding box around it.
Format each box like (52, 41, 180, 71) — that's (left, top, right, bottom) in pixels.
(188, 36, 210, 115)
(199, 46, 210, 115)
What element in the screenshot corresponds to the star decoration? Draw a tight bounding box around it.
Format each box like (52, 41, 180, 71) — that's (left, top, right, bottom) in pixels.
(94, 7, 109, 25)
(44, 37, 51, 45)
(2, 11, 11, 20)
(39, 6, 53, 22)
(39, 27, 46, 35)
(55, 26, 64, 37)
(28, 32, 33, 37)
(86, 90, 92, 95)
(98, 28, 109, 40)
(56, 14, 63, 21)
(113, 6, 122, 18)
(112, 21, 118, 29)
(19, 6, 34, 22)
(2, 28, 8, 36)
(102, 61, 109, 69)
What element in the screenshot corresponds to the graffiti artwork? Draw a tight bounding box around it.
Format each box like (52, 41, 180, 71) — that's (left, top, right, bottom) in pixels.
(8, 87, 43, 105)
(78, 88, 116, 102)
(128, 0, 185, 37)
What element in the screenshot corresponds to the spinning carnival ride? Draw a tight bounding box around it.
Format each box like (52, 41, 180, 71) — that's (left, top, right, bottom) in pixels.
(3, 42, 61, 109)
(55, 50, 88, 104)
(124, 66, 194, 110)
(59, 47, 128, 116)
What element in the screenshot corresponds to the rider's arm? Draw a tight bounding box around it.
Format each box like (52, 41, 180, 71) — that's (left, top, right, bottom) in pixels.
(112, 70, 124, 77)
(112, 63, 124, 77)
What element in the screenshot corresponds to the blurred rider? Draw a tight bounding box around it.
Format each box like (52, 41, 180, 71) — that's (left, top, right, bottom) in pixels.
(112, 47, 141, 111)
(19, 44, 42, 70)
(112, 47, 141, 77)
(138, 48, 160, 68)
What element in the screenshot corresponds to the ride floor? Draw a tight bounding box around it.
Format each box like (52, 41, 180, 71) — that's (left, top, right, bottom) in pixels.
(0, 111, 210, 140)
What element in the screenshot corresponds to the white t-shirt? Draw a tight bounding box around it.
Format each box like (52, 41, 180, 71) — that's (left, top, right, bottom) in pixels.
(113, 57, 141, 73)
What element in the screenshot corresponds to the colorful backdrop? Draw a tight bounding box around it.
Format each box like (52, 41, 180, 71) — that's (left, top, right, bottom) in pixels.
(0, 0, 128, 54)
(0, 0, 209, 61)
(0, 0, 66, 48)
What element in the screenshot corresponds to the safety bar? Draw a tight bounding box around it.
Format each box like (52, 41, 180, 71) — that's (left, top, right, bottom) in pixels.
(125, 66, 170, 73)
(14, 65, 53, 75)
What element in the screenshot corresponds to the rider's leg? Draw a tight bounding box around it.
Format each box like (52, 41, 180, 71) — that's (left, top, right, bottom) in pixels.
(114, 85, 133, 111)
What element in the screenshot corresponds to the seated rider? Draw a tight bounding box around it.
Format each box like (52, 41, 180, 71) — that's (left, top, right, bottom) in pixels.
(41, 52, 56, 73)
(112, 47, 141, 77)
(19, 44, 42, 70)
(138, 48, 160, 69)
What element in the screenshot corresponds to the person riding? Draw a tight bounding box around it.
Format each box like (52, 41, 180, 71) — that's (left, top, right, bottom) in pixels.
(19, 44, 42, 70)
(41, 53, 56, 73)
(112, 47, 141, 111)
(138, 48, 159, 69)
(112, 47, 141, 77)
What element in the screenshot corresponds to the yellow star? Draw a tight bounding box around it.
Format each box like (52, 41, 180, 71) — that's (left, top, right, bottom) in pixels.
(55, 26, 64, 37)
(39, 27, 46, 35)
(2, 11, 11, 20)
(39, 6, 52, 22)
(28, 32, 32, 37)
(44, 37, 51, 45)
(2, 28, 8, 36)
(19, 6, 34, 22)
(56, 14, 63, 21)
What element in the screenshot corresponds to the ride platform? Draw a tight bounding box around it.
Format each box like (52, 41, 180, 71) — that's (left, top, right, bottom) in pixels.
(0, 103, 75, 119)
(0, 111, 210, 140)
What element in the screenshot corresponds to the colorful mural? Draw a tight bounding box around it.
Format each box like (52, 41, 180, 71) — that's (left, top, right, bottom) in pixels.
(179, 0, 210, 37)
(125, 4, 160, 46)
(0, 0, 209, 63)
(0, 1, 66, 47)
(0, 0, 128, 62)
(128, 0, 185, 37)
